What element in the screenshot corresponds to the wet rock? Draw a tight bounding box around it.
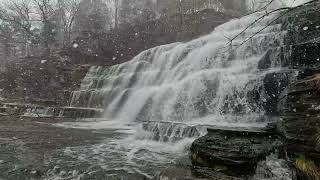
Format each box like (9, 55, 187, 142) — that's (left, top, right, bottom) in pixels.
(271, 0, 320, 168)
(53, 165, 61, 174)
(23, 106, 103, 118)
(283, 1, 320, 46)
(252, 154, 294, 180)
(278, 74, 320, 163)
(30, 170, 42, 177)
(0, 107, 6, 113)
(0, 103, 28, 116)
(190, 126, 283, 177)
(289, 43, 320, 69)
(59, 170, 67, 177)
(262, 71, 294, 115)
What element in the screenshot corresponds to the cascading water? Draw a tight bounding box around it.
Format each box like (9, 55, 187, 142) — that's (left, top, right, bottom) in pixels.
(57, 9, 297, 179)
(69, 10, 290, 135)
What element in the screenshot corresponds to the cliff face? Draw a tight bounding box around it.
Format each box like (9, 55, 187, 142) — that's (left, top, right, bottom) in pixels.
(279, 76, 320, 162)
(190, 1, 320, 178)
(278, 0, 320, 164)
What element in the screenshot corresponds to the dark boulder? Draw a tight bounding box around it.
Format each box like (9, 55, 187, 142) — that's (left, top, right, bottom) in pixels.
(289, 43, 320, 69)
(190, 126, 282, 177)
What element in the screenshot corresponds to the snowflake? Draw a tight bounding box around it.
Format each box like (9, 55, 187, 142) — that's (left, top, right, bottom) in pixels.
(73, 43, 79, 48)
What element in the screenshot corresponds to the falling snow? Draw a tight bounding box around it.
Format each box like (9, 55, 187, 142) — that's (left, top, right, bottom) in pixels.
(73, 43, 79, 48)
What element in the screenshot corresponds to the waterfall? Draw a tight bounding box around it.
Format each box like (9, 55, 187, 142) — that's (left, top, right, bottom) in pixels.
(246, 0, 311, 10)
(69, 10, 294, 141)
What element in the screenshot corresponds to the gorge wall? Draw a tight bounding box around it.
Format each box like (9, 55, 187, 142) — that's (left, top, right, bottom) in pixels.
(191, 1, 320, 178)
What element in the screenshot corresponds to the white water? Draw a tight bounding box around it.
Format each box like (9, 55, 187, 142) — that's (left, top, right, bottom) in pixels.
(58, 9, 296, 179)
(70, 10, 287, 130)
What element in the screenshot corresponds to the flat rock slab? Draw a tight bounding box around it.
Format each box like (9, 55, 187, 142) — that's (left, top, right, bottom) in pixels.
(206, 126, 273, 135)
(190, 126, 282, 177)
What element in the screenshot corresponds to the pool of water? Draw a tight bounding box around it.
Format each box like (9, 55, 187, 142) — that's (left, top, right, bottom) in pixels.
(43, 125, 198, 180)
(0, 124, 202, 180)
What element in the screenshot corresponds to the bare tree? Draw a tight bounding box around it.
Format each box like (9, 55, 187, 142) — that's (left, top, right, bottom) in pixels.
(0, 0, 35, 57)
(114, 0, 119, 29)
(57, 0, 80, 46)
(0, 0, 82, 57)
(0, 24, 15, 59)
(32, 0, 56, 55)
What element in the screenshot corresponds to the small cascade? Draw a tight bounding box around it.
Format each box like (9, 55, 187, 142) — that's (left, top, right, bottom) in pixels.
(142, 121, 206, 142)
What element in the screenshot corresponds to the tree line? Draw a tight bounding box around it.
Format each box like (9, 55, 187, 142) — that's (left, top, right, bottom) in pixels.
(0, 0, 251, 60)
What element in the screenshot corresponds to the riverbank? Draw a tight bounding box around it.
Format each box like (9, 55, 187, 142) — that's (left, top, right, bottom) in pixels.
(0, 116, 115, 180)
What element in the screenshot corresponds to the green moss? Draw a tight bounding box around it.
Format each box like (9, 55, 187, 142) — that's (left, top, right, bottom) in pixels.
(295, 155, 320, 180)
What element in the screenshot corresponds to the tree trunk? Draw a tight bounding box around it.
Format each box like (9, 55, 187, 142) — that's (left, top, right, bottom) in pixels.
(114, 0, 119, 29)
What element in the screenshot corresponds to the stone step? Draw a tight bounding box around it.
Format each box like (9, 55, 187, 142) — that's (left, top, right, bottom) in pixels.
(23, 106, 103, 118)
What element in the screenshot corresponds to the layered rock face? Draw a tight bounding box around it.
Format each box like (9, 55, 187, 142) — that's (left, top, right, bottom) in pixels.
(278, 0, 320, 167)
(279, 75, 320, 163)
(191, 126, 282, 177)
(190, 0, 320, 178)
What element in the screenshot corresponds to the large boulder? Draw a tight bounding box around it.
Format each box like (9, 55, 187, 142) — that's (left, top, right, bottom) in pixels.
(190, 126, 282, 177)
